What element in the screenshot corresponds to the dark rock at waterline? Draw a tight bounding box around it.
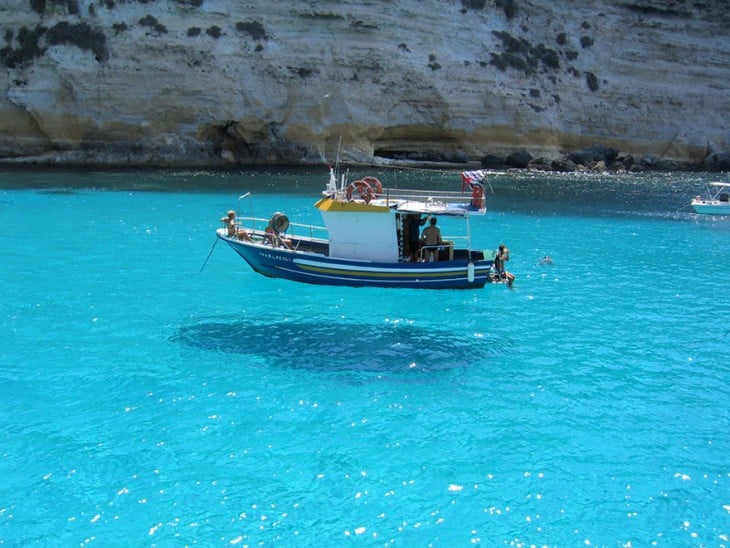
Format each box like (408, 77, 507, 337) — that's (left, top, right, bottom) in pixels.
(568, 144, 619, 165)
(527, 157, 550, 170)
(621, 154, 635, 171)
(480, 154, 505, 169)
(505, 149, 533, 168)
(550, 158, 579, 172)
(704, 151, 730, 170)
(442, 150, 469, 163)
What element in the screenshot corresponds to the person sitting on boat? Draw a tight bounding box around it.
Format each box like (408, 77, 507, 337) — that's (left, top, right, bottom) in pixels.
(265, 220, 293, 249)
(494, 244, 515, 287)
(420, 217, 443, 262)
(221, 210, 252, 241)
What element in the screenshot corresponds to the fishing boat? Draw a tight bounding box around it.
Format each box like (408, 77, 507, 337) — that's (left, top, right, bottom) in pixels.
(691, 182, 730, 215)
(216, 168, 503, 289)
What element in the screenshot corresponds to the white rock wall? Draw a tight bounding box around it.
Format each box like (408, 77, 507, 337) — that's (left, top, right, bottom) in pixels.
(0, 0, 728, 165)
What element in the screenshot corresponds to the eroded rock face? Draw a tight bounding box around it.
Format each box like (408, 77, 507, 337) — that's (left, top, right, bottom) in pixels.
(1, 0, 728, 166)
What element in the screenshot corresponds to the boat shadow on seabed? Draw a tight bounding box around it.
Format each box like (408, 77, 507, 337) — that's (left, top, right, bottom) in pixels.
(171, 319, 514, 373)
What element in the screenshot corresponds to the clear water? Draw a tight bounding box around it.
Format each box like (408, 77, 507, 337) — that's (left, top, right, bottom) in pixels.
(1, 167, 728, 546)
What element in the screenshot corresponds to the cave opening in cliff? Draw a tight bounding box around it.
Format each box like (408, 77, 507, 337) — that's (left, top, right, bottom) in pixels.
(374, 149, 468, 164)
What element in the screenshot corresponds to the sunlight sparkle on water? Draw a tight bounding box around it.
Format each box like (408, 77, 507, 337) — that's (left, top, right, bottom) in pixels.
(1, 169, 727, 547)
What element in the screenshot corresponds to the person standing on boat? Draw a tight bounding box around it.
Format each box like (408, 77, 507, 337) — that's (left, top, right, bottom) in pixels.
(420, 217, 443, 262)
(406, 214, 427, 262)
(494, 244, 515, 286)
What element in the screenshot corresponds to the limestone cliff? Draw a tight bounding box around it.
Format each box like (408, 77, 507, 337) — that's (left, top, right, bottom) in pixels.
(1, 0, 728, 167)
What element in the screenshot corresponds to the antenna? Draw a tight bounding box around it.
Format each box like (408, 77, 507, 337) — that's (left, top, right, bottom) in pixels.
(334, 136, 342, 179)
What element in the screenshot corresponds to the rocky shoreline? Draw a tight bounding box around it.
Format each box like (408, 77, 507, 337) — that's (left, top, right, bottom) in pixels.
(2, 142, 728, 174)
(376, 143, 730, 174)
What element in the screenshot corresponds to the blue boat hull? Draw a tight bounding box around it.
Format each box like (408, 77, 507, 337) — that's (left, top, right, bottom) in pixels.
(220, 235, 492, 289)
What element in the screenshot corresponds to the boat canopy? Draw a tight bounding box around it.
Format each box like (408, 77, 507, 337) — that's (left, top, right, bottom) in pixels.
(389, 198, 481, 217)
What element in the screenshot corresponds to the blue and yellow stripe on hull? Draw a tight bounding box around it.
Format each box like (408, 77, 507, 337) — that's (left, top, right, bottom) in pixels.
(223, 235, 492, 289)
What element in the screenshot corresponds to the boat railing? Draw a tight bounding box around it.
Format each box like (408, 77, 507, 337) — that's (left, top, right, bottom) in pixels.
(333, 187, 472, 207)
(288, 221, 329, 241)
(236, 216, 328, 241)
(442, 234, 470, 248)
(381, 188, 470, 203)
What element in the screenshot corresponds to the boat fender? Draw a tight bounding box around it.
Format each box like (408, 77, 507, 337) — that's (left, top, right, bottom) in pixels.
(467, 262, 475, 282)
(471, 185, 484, 209)
(270, 212, 289, 233)
(361, 176, 383, 197)
(346, 180, 375, 203)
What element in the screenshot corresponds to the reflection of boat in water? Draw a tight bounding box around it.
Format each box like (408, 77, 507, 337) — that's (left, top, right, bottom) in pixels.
(173, 318, 513, 372)
(691, 182, 730, 215)
(216, 168, 503, 289)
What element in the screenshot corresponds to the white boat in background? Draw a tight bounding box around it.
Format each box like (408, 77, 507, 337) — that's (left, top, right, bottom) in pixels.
(691, 182, 730, 215)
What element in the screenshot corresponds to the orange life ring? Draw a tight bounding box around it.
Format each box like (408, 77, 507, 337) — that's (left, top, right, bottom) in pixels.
(361, 176, 383, 197)
(471, 184, 484, 209)
(346, 180, 375, 203)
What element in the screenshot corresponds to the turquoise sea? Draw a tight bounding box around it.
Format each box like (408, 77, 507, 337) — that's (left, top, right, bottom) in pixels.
(1, 167, 728, 547)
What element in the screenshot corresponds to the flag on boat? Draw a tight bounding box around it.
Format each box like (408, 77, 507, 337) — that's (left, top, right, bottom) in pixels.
(461, 170, 487, 191)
